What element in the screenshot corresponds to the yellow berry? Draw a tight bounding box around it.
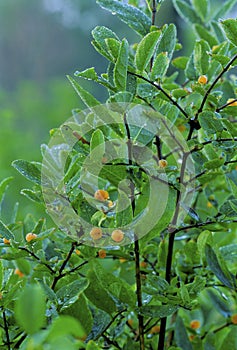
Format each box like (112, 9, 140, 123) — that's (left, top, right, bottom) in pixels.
(159, 159, 168, 168)
(3, 238, 10, 245)
(190, 320, 201, 329)
(127, 319, 133, 327)
(98, 249, 106, 258)
(108, 200, 114, 208)
(111, 229, 124, 243)
(150, 325, 160, 334)
(75, 249, 81, 255)
(25, 233, 37, 242)
(198, 75, 208, 84)
(231, 314, 237, 325)
(14, 268, 24, 278)
(207, 201, 213, 208)
(90, 227, 103, 240)
(119, 258, 127, 263)
(227, 98, 237, 106)
(94, 189, 109, 201)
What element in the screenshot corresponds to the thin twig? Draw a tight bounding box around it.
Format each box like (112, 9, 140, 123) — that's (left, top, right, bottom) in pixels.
(216, 98, 237, 112)
(51, 242, 77, 290)
(129, 71, 189, 120)
(18, 246, 55, 274)
(3, 310, 11, 350)
(197, 53, 237, 116)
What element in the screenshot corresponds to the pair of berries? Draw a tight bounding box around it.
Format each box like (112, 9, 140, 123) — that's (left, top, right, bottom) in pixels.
(90, 227, 124, 242)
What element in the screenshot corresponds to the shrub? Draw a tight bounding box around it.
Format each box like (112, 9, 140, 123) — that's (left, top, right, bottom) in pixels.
(0, 0, 237, 349)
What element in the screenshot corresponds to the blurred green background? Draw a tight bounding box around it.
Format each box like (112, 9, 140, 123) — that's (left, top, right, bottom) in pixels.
(0, 0, 231, 220)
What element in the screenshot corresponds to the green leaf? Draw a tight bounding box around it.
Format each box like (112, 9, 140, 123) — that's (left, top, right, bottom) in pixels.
(214, 0, 237, 20)
(138, 304, 178, 318)
(198, 111, 224, 136)
(67, 75, 100, 108)
(56, 279, 89, 310)
(191, 0, 209, 21)
(194, 40, 210, 75)
(91, 26, 119, 61)
(86, 309, 111, 341)
(204, 158, 225, 170)
(62, 294, 93, 335)
(90, 129, 105, 155)
(172, 56, 189, 70)
(194, 24, 218, 47)
(197, 230, 213, 263)
(135, 31, 160, 72)
(84, 269, 117, 314)
(151, 52, 169, 80)
(114, 38, 129, 90)
(156, 24, 177, 60)
(0, 177, 13, 203)
(20, 189, 43, 203)
(12, 159, 41, 185)
(15, 284, 46, 334)
(46, 316, 85, 341)
(92, 260, 136, 307)
(74, 67, 98, 81)
(97, 0, 151, 36)
(175, 316, 193, 350)
(205, 244, 236, 289)
(105, 38, 120, 60)
(86, 341, 101, 350)
(0, 220, 14, 240)
(173, 0, 201, 25)
(206, 288, 231, 316)
(185, 53, 198, 80)
(221, 19, 237, 46)
(220, 326, 237, 349)
(0, 261, 3, 290)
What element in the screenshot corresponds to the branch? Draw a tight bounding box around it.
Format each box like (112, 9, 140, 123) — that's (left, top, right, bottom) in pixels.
(51, 242, 78, 290)
(197, 53, 237, 116)
(124, 112, 145, 350)
(216, 98, 237, 112)
(3, 310, 11, 350)
(129, 71, 190, 120)
(18, 246, 55, 274)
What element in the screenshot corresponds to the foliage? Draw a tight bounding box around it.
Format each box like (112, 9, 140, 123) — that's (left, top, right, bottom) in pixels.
(0, 0, 237, 349)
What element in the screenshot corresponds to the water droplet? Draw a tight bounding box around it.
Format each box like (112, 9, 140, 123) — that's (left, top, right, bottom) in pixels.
(111, 11, 116, 15)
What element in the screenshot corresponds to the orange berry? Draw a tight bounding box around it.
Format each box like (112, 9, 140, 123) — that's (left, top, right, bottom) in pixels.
(178, 124, 186, 132)
(90, 227, 103, 240)
(140, 261, 147, 268)
(98, 249, 106, 258)
(150, 325, 160, 334)
(198, 75, 208, 84)
(94, 189, 109, 201)
(3, 238, 10, 245)
(75, 249, 81, 255)
(190, 320, 201, 329)
(159, 159, 168, 168)
(25, 233, 37, 242)
(227, 98, 237, 106)
(231, 314, 237, 325)
(207, 201, 213, 208)
(14, 268, 24, 278)
(111, 229, 124, 243)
